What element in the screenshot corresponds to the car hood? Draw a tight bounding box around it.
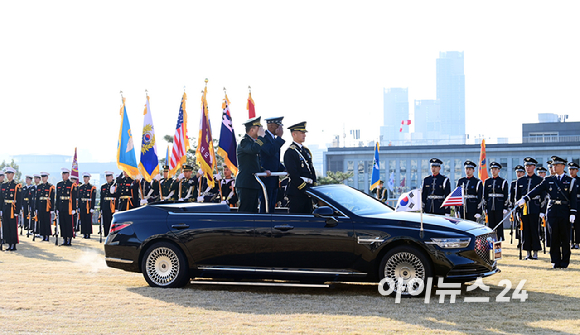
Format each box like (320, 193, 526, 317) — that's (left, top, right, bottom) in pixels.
(361, 211, 486, 232)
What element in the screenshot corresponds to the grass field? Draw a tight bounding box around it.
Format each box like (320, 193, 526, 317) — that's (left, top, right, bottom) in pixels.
(1, 230, 580, 334)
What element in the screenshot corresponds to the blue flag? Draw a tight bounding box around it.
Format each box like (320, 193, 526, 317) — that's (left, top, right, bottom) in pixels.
(217, 93, 238, 176)
(117, 97, 139, 178)
(138, 95, 159, 182)
(370, 142, 380, 190)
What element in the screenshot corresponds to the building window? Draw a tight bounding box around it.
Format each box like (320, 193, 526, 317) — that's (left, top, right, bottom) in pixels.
(358, 161, 365, 191)
(444, 159, 451, 177)
(389, 160, 397, 197)
(400, 159, 408, 195)
(380, 160, 386, 185)
(347, 161, 354, 187)
(454, 159, 463, 186)
(500, 158, 508, 179)
(410, 159, 418, 189)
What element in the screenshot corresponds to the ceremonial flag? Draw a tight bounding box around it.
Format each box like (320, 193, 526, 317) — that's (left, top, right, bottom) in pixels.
(196, 83, 216, 188)
(165, 145, 170, 166)
(441, 186, 464, 207)
(169, 93, 189, 177)
(138, 95, 159, 182)
(370, 143, 380, 190)
(116, 97, 139, 178)
(478, 139, 489, 181)
(217, 92, 238, 176)
(71, 147, 79, 179)
(395, 189, 421, 212)
(247, 91, 255, 119)
(387, 172, 395, 192)
(399, 119, 411, 132)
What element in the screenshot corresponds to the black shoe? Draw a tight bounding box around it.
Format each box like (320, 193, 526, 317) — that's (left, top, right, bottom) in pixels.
(552, 264, 561, 268)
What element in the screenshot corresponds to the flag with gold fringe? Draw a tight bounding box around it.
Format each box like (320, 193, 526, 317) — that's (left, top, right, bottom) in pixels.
(217, 91, 238, 176)
(138, 94, 159, 182)
(116, 97, 139, 178)
(196, 81, 216, 188)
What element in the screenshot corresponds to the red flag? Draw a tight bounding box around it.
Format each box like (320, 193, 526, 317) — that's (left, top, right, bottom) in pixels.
(71, 147, 79, 179)
(478, 139, 489, 181)
(247, 92, 255, 119)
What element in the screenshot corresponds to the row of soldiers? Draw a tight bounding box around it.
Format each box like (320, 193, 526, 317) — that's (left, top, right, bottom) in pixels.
(418, 156, 578, 268)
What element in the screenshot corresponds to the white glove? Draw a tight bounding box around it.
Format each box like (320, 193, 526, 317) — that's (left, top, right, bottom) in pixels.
(258, 127, 266, 137)
(90, 209, 94, 214)
(110, 185, 116, 193)
(50, 211, 55, 215)
(140, 199, 148, 206)
(154, 174, 161, 181)
(445, 214, 450, 217)
(221, 200, 228, 204)
(503, 209, 508, 215)
(474, 214, 481, 219)
(178, 173, 184, 180)
(197, 196, 204, 202)
(71, 210, 76, 215)
(571, 215, 576, 223)
(515, 198, 526, 207)
(167, 191, 174, 198)
(215, 172, 222, 180)
(540, 213, 545, 219)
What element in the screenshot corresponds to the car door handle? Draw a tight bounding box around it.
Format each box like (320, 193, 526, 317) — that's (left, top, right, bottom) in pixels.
(171, 224, 190, 229)
(274, 225, 294, 231)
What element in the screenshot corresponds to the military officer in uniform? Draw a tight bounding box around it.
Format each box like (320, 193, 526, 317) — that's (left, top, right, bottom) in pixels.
(547, 160, 555, 176)
(421, 158, 451, 216)
(515, 157, 545, 260)
(35, 172, 54, 241)
(171, 165, 198, 201)
(157, 165, 175, 201)
(220, 164, 237, 206)
(139, 174, 161, 205)
(55, 168, 77, 246)
(70, 174, 80, 232)
(568, 162, 580, 249)
(283, 121, 316, 214)
(537, 166, 548, 179)
(483, 162, 509, 241)
(116, 171, 139, 211)
(1, 167, 22, 251)
(100, 171, 117, 237)
(259, 116, 286, 213)
(236, 116, 271, 213)
(516, 156, 577, 268)
(32, 174, 41, 236)
(371, 180, 387, 203)
(510, 165, 525, 209)
(78, 172, 96, 239)
(21, 175, 35, 231)
(456, 160, 483, 221)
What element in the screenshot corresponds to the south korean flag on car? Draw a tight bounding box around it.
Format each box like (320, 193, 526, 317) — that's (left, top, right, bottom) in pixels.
(395, 189, 422, 212)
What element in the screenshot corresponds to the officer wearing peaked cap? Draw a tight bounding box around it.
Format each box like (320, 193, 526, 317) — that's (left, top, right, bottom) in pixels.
(21, 175, 35, 231)
(510, 165, 525, 209)
(236, 116, 271, 213)
(78, 172, 96, 239)
(172, 164, 199, 201)
(421, 158, 451, 216)
(35, 172, 54, 241)
(116, 171, 139, 211)
(483, 162, 509, 241)
(515, 157, 545, 259)
(100, 171, 116, 237)
(284, 121, 316, 214)
(537, 166, 548, 179)
(70, 174, 80, 232)
(157, 165, 175, 201)
(456, 160, 483, 222)
(516, 156, 577, 268)
(568, 161, 580, 249)
(55, 168, 77, 246)
(260, 116, 286, 213)
(1, 167, 22, 251)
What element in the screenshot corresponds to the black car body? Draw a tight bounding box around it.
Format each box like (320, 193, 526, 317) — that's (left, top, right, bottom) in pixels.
(105, 184, 499, 293)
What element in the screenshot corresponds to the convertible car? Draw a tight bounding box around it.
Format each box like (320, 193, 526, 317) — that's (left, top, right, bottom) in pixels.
(104, 184, 500, 295)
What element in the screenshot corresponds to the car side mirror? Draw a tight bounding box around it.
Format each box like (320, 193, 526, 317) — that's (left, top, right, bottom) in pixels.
(313, 206, 334, 217)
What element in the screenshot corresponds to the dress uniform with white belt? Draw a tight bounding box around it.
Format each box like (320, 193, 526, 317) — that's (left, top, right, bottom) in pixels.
(55, 168, 77, 246)
(220, 165, 238, 206)
(21, 175, 35, 230)
(157, 165, 175, 201)
(483, 162, 509, 241)
(568, 162, 580, 249)
(100, 171, 117, 237)
(259, 116, 286, 213)
(117, 172, 139, 211)
(421, 158, 451, 215)
(32, 174, 41, 235)
(456, 160, 483, 221)
(35, 172, 55, 241)
(78, 172, 96, 239)
(70, 175, 80, 232)
(517, 156, 577, 268)
(515, 157, 545, 259)
(1, 168, 22, 251)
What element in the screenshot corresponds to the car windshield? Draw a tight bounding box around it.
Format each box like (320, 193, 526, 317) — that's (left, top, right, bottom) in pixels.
(313, 185, 394, 216)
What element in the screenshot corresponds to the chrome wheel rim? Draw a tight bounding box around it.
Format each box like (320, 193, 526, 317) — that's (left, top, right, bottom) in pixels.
(384, 252, 425, 295)
(146, 247, 179, 286)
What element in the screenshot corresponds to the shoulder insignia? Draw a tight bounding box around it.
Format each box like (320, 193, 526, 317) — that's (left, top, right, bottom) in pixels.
(256, 139, 263, 146)
(289, 144, 296, 150)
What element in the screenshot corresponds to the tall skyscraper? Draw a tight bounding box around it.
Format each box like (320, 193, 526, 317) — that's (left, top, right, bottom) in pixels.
(436, 51, 465, 139)
(380, 88, 409, 145)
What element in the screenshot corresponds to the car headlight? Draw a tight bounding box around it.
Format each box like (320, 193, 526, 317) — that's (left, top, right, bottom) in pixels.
(430, 238, 471, 249)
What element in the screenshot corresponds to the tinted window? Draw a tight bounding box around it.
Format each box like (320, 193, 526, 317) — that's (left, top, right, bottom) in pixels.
(315, 185, 393, 215)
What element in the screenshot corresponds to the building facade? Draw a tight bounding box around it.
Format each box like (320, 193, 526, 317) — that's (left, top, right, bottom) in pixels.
(380, 88, 409, 145)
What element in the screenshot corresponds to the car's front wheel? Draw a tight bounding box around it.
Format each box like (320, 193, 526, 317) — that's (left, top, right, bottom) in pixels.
(378, 245, 433, 297)
(141, 242, 189, 288)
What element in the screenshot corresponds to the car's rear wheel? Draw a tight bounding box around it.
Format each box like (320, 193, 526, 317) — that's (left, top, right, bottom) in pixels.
(378, 245, 433, 297)
(141, 242, 189, 288)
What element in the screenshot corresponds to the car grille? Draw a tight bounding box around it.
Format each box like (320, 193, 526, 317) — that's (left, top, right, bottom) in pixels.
(474, 232, 498, 266)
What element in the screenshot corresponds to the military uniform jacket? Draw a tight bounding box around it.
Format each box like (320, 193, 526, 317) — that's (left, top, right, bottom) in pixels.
(483, 176, 509, 212)
(21, 184, 36, 212)
(0, 180, 22, 217)
(509, 180, 518, 209)
(100, 181, 116, 214)
(220, 178, 237, 205)
(574, 176, 580, 205)
(35, 183, 55, 213)
(158, 177, 175, 199)
(283, 142, 317, 197)
(457, 176, 483, 215)
(78, 183, 96, 215)
(172, 177, 198, 200)
(200, 177, 220, 201)
(56, 180, 76, 214)
(117, 176, 139, 209)
(260, 131, 285, 173)
(421, 174, 451, 214)
(140, 179, 159, 202)
(524, 174, 577, 218)
(236, 134, 266, 190)
(371, 187, 387, 202)
(516, 174, 545, 215)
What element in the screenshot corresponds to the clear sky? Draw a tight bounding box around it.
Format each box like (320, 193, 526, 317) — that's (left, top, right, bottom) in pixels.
(1, 1, 579, 163)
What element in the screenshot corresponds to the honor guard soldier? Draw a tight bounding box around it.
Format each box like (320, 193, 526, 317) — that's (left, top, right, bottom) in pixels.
(547, 160, 555, 176)
(21, 175, 35, 231)
(157, 165, 175, 201)
(456, 160, 483, 221)
(1, 168, 22, 251)
(568, 162, 580, 249)
(537, 166, 548, 179)
(260, 116, 286, 213)
(516, 156, 577, 268)
(371, 180, 387, 203)
(236, 116, 271, 213)
(100, 171, 117, 237)
(139, 174, 160, 205)
(32, 174, 41, 236)
(35, 172, 55, 241)
(515, 157, 545, 260)
(483, 162, 509, 241)
(220, 164, 237, 206)
(283, 121, 316, 214)
(70, 174, 80, 232)
(78, 173, 96, 239)
(510, 165, 526, 209)
(117, 172, 139, 211)
(199, 171, 221, 203)
(172, 165, 198, 201)
(421, 158, 451, 216)
(56, 168, 77, 246)
(537, 166, 550, 247)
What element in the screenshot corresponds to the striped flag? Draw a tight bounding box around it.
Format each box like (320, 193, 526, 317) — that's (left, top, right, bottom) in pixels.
(247, 90, 255, 119)
(478, 139, 489, 181)
(169, 93, 189, 177)
(399, 119, 411, 132)
(441, 186, 464, 207)
(217, 92, 238, 176)
(196, 83, 216, 188)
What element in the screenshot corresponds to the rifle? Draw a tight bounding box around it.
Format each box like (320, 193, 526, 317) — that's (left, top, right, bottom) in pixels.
(99, 211, 103, 243)
(510, 213, 514, 244)
(0, 215, 3, 251)
(32, 212, 37, 242)
(542, 216, 547, 254)
(26, 207, 31, 238)
(20, 210, 23, 235)
(518, 213, 523, 260)
(54, 211, 59, 246)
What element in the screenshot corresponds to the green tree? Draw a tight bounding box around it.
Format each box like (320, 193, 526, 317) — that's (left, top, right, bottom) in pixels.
(317, 171, 353, 185)
(0, 159, 22, 183)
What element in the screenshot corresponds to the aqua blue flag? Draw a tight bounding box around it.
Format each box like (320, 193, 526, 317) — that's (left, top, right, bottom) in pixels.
(117, 97, 139, 178)
(138, 95, 159, 182)
(370, 142, 381, 190)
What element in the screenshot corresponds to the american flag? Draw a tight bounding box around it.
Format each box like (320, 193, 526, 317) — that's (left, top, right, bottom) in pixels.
(169, 93, 189, 177)
(441, 186, 464, 207)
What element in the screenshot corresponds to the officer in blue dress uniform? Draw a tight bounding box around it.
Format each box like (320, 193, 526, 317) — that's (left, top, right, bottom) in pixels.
(517, 156, 577, 268)
(456, 160, 483, 221)
(55, 168, 77, 246)
(259, 116, 285, 213)
(483, 162, 509, 241)
(283, 122, 317, 214)
(421, 158, 451, 215)
(515, 157, 545, 260)
(537, 166, 549, 247)
(568, 162, 580, 249)
(1, 167, 22, 251)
